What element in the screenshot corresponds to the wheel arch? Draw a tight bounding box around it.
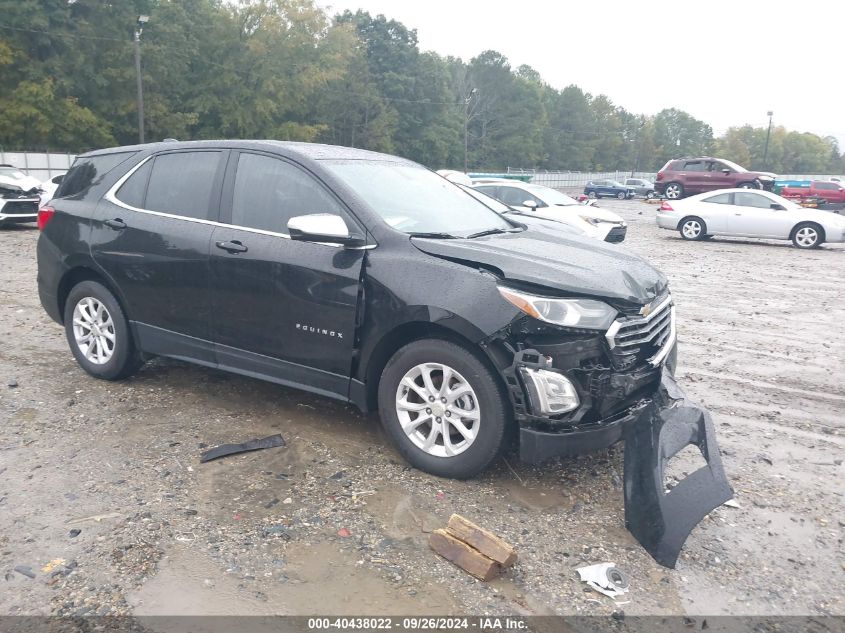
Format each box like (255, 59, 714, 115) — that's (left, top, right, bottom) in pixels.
(789, 221, 825, 242)
(358, 319, 507, 413)
(57, 265, 131, 327)
(676, 214, 707, 232)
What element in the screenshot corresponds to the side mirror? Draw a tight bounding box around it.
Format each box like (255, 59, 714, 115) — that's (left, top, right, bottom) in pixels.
(721, 169, 730, 174)
(770, 203, 786, 211)
(522, 200, 538, 209)
(287, 214, 365, 246)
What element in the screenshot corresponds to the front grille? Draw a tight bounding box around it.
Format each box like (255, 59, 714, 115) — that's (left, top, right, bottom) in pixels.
(605, 225, 627, 243)
(1, 200, 39, 215)
(606, 294, 674, 370)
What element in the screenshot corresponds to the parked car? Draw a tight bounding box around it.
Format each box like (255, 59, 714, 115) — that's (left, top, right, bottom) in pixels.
(40, 173, 66, 204)
(655, 188, 845, 249)
(38, 140, 680, 479)
(624, 178, 656, 199)
(778, 180, 845, 205)
(584, 179, 635, 200)
(0, 164, 42, 227)
(655, 157, 776, 200)
(471, 179, 628, 242)
(457, 183, 587, 237)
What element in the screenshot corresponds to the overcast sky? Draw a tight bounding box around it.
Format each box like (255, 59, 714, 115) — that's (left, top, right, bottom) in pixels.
(320, 0, 845, 147)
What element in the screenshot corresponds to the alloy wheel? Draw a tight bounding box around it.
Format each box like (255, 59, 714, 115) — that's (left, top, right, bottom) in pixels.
(395, 362, 480, 458)
(682, 220, 702, 239)
(72, 297, 116, 365)
(665, 184, 682, 199)
(795, 226, 818, 247)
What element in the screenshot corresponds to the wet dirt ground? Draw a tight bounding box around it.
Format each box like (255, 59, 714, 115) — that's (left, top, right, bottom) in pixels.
(0, 201, 843, 619)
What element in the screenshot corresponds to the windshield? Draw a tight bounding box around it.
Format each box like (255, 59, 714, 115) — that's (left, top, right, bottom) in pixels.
(324, 160, 514, 237)
(0, 167, 28, 180)
(524, 184, 579, 206)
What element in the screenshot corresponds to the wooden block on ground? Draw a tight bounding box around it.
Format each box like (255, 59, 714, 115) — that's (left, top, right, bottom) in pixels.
(446, 514, 518, 567)
(429, 529, 502, 581)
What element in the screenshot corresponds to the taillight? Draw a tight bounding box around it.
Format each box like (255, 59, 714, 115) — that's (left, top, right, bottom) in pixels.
(659, 202, 673, 212)
(37, 206, 55, 230)
(656, 171, 664, 181)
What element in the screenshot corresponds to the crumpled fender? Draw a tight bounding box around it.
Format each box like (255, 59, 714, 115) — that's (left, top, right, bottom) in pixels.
(624, 372, 733, 568)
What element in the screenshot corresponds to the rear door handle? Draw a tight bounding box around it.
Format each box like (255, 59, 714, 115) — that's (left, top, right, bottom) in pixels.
(104, 218, 126, 230)
(215, 240, 248, 253)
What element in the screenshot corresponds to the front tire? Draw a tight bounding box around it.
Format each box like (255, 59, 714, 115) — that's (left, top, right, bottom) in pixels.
(679, 216, 707, 241)
(791, 222, 823, 249)
(646, 190, 656, 199)
(616, 191, 626, 200)
(587, 191, 597, 199)
(377, 339, 510, 479)
(664, 182, 684, 199)
(63, 281, 143, 380)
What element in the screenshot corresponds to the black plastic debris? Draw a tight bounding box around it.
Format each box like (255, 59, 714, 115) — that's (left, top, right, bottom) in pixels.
(13, 566, 35, 579)
(69, 529, 81, 538)
(624, 373, 733, 568)
(199, 434, 286, 463)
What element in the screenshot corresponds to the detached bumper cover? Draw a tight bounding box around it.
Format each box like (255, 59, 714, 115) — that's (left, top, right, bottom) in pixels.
(518, 370, 731, 568)
(623, 372, 732, 568)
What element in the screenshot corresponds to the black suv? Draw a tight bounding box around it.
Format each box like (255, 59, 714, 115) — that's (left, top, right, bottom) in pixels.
(37, 141, 686, 479)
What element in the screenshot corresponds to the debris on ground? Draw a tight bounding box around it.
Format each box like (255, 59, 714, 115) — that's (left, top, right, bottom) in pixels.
(429, 514, 517, 581)
(199, 433, 286, 463)
(41, 559, 66, 573)
(723, 499, 741, 509)
(576, 563, 630, 599)
(337, 527, 351, 538)
(13, 565, 35, 579)
(68, 529, 81, 538)
(66, 511, 122, 525)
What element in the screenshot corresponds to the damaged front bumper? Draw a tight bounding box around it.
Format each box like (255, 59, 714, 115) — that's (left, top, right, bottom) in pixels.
(501, 343, 731, 568)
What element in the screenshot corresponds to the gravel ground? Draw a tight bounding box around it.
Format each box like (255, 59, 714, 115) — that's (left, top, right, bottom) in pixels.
(0, 201, 843, 618)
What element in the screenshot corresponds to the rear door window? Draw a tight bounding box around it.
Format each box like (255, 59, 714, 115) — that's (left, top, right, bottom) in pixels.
(58, 152, 137, 198)
(115, 159, 153, 208)
(230, 152, 349, 234)
(703, 193, 732, 204)
(498, 186, 543, 207)
(144, 152, 222, 220)
(682, 161, 706, 172)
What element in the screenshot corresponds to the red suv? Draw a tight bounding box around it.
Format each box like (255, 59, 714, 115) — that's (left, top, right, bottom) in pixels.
(655, 157, 776, 199)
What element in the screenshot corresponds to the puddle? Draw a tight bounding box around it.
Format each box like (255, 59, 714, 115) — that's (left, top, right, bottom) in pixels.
(129, 542, 459, 616)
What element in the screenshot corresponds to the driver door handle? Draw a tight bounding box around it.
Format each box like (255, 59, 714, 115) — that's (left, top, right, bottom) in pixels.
(104, 218, 126, 230)
(215, 240, 248, 253)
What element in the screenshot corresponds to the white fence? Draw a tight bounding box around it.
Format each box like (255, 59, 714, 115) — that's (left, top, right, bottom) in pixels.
(1, 151, 77, 182)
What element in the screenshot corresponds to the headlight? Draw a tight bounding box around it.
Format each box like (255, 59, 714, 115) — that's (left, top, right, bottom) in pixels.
(578, 215, 602, 226)
(498, 286, 617, 329)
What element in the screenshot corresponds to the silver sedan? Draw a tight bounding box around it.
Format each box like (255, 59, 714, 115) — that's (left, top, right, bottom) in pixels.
(655, 188, 845, 249)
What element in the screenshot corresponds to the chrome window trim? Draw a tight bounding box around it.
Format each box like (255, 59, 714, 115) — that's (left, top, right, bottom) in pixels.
(103, 154, 375, 250)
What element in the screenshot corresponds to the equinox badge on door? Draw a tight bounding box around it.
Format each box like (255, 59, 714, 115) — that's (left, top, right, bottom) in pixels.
(296, 323, 344, 339)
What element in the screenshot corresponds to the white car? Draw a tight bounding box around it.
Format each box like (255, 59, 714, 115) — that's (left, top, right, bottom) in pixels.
(655, 188, 845, 249)
(0, 165, 42, 227)
(40, 173, 66, 204)
(471, 179, 628, 243)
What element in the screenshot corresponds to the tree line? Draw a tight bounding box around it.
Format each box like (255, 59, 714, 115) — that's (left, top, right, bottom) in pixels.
(1, 0, 843, 175)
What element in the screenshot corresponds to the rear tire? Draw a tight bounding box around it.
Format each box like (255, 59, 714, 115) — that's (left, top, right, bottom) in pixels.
(587, 191, 597, 199)
(377, 339, 510, 479)
(679, 216, 707, 241)
(63, 281, 143, 381)
(664, 183, 684, 199)
(791, 222, 823, 249)
(646, 191, 655, 199)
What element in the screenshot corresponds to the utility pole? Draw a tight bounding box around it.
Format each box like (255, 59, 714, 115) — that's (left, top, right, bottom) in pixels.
(763, 111, 774, 170)
(134, 15, 149, 144)
(463, 88, 477, 173)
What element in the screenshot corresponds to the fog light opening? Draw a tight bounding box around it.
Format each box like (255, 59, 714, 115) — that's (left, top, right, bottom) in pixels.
(519, 367, 580, 415)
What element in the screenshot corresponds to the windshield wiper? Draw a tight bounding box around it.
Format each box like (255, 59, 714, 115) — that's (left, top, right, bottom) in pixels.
(466, 227, 523, 239)
(408, 231, 460, 239)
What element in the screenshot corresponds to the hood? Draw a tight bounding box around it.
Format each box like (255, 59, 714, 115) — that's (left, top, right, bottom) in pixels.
(0, 172, 42, 196)
(411, 228, 667, 305)
(529, 205, 624, 225)
(752, 171, 777, 180)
